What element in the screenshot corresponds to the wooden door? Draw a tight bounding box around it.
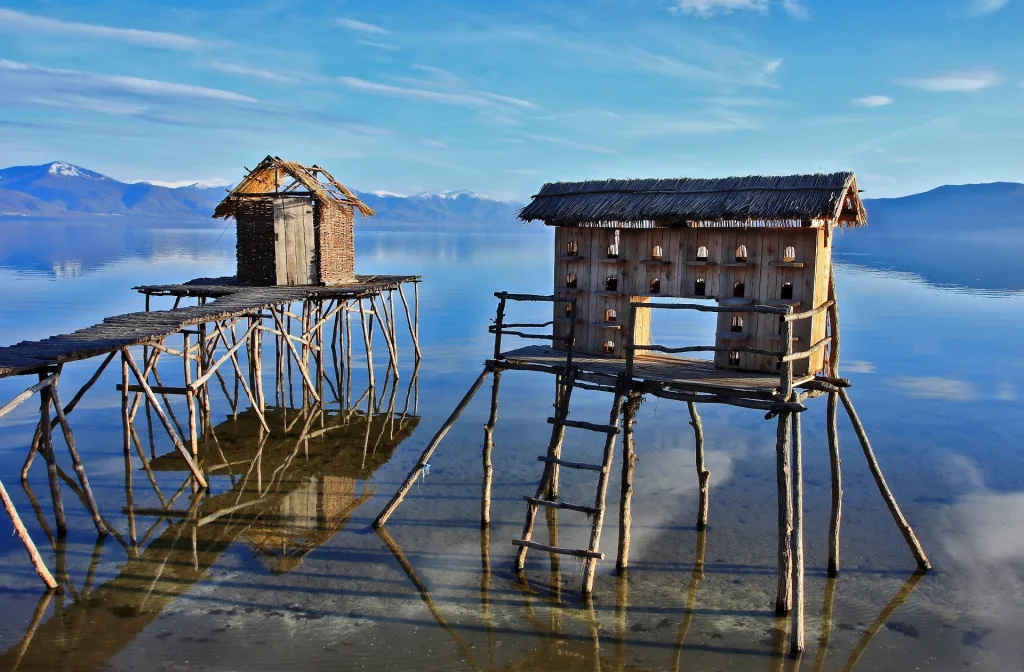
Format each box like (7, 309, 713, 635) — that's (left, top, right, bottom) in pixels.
(273, 197, 316, 285)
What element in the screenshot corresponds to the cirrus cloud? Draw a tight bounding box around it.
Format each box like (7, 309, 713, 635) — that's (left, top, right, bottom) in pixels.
(671, 0, 809, 18)
(902, 68, 1002, 92)
(0, 8, 204, 50)
(852, 95, 894, 107)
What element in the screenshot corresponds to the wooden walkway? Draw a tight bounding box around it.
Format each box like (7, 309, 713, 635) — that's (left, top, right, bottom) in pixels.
(0, 275, 417, 379)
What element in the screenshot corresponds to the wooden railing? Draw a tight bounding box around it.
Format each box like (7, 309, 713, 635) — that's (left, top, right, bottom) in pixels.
(624, 299, 835, 400)
(490, 292, 578, 370)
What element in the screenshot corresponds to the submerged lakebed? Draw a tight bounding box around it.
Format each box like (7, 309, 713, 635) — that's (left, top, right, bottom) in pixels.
(0, 220, 1022, 670)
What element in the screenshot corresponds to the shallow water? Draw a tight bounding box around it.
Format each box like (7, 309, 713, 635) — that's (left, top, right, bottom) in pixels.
(0, 220, 1022, 671)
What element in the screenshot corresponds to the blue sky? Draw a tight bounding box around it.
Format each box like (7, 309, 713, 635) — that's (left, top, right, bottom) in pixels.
(0, 0, 1021, 200)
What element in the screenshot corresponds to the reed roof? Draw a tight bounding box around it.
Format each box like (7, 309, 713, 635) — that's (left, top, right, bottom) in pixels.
(213, 155, 375, 219)
(518, 172, 866, 228)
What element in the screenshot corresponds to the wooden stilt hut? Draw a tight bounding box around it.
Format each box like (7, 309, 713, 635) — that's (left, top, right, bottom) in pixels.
(373, 171, 931, 657)
(213, 156, 375, 286)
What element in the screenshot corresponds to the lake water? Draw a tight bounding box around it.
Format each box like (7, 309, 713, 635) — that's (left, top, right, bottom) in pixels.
(0, 220, 1022, 671)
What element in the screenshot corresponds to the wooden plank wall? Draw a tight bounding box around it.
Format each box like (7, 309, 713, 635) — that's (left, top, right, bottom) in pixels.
(548, 226, 831, 374)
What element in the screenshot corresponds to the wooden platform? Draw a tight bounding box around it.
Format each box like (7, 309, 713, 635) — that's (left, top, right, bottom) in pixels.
(0, 275, 418, 379)
(499, 344, 789, 399)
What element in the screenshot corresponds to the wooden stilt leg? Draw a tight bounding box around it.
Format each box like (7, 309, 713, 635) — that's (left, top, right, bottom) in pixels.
(357, 300, 375, 390)
(48, 384, 107, 536)
(373, 366, 492, 528)
(617, 393, 641, 573)
(790, 411, 805, 656)
(121, 355, 137, 550)
(481, 370, 502, 527)
(838, 388, 930, 570)
(688, 401, 710, 529)
(182, 334, 199, 458)
(38, 375, 66, 536)
(0, 478, 57, 589)
(826, 391, 842, 576)
(775, 411, 793, 614)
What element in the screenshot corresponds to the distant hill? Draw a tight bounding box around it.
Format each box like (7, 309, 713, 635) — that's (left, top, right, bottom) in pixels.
(0, 161, 531, 231)
(861, 182, 1024, 238)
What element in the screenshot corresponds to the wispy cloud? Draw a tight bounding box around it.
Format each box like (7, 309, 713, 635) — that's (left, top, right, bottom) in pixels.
(965, 0, 1011, 16)
(0, 8, 204, 50)
(338, 18, 389, 34)
(852, 95, 894, 107)
(337, 75, 538, 111)
(671, 0, 809, 18)
(357, 39, 399, 52)
(902, 68, 1002, 92)
(521, 133, 616, 154)
(0, 59, 255, 102)
(421, 138, 447, 149)
(203, 61, 291, 83)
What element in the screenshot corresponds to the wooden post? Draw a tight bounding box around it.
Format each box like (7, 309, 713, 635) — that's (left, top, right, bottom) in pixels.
(827, 262, 840, 377)
(371, 295, 400, 377)
(481, 370, 502, 527)
(838, 389, 930, 570)
(38, 374, 66, 536)
(398, 284, 421, 360)
(357, 299, 375, 390)
(0, 478, 57, 588)
(790, 411, 805, 655)
(616, 393, 642, 573)
(826, 391, 842, 576)
(492, 295, 506, 360)
(48, 384, 107, 536)
(182, 333, 199, 458)
(374, 366, 492, 528)
(688, 401, 710, 529)
(775, 411, 793, 614)
(582, 387, 626, 593)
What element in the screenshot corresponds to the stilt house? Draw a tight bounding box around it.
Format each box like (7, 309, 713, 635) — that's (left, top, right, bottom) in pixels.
(517, 173, 867, 376)
(213, 156, 375, 286)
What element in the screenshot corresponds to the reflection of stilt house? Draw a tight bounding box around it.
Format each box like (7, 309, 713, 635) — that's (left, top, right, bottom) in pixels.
(528, 174, 867, 375)
(213, 155, 376, 286)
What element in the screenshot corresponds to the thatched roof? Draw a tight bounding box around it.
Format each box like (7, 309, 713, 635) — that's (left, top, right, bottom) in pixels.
(518, 172, 866, 229)
(213, 155, 375, 219)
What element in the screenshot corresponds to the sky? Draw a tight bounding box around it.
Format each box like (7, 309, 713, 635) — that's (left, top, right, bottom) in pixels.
(0, 0, 1022, 200)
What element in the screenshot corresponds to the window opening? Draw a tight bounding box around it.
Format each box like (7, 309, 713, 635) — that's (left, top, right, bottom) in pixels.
(697, 245, 709, 261)
(565, 303, 573, 317)
(566, 272, 577, 288)
(605, 276, 618, 292)
(605, 307, 617, 323)
(733, 280, 745, 298)
(735, 245, 748, 262)
(603, 340, 615, 354)
(651, 245, 663, 261)
(783, 245, 796, 262)
(781, 283, 794, 300)
(731, 315, 744, 333)
(694, 278, 706, 296)
(650, 278, 661, 294)
(567, 240, 579, 257)
(728, 351, 740, 366)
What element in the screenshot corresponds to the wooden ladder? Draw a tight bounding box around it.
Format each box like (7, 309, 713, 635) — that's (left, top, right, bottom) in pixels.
(513, 370, 626, 592)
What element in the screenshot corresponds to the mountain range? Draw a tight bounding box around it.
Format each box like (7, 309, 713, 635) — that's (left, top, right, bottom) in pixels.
(1, 161, 1022, 238)
(0, 161, 528, 231)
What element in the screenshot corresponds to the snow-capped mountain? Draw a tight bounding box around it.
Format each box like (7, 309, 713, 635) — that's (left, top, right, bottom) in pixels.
(0, 161, 225, 219)
(0, 161, 530, 230)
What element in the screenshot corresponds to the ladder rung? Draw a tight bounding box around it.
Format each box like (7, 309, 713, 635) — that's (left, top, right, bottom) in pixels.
(548, 417, 620, 434)
(512, 539, 604, 560)
(525, 496, 598, 515)
(538, 456, 606, 473)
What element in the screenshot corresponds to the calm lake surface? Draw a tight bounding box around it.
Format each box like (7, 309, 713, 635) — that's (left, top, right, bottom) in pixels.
(0, 220, 1022, 671)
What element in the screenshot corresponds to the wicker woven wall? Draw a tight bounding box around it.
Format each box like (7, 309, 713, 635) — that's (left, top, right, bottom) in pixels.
(316, 201, 356, 285)
(234, 198, 277, 285)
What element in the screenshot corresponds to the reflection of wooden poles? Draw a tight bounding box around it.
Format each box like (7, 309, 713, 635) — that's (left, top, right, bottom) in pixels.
(481, 370, 502, 527)
(790, 411, 805, 655)
(838, 389, 930, 570)
(671, 529, 707, 672)
(8, 589, 54, 669)
(826, 392, 842, 576)
(122, 349, 207, 488)
(689, 401, 710, 529)
(812, 576, 838, 672)
(617, 393, 641, 573)
(841, 572, 925, 672)
(270, 306, 321, 405)
(371, 295, 399, 378)
(0, 478, 57, 588)
(375, 527, 483, 672)
(121, 354, 138, 550)
(374, 366, 493, 528)
(775, 411, 793, 614)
